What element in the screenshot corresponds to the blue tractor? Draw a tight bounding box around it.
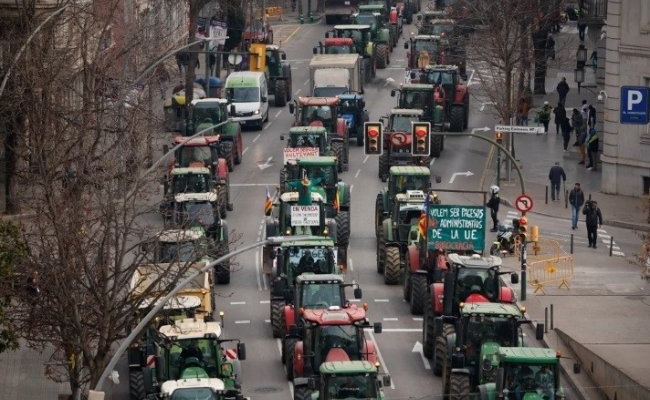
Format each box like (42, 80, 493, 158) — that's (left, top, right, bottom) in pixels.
(337, 93, 369, 146)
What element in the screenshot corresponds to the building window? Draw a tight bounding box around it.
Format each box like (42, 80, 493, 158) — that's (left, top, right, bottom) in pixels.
(642, 1, 650, 34)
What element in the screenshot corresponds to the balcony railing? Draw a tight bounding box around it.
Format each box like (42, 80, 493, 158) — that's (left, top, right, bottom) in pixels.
(580, 0, 607, 24)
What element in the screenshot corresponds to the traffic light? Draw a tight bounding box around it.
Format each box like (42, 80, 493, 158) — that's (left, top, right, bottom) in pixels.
(412, 122, 431, 156)
(495, 130, 503, 145)
(364, 122, 383, 155)
(518, 216, 528, 242)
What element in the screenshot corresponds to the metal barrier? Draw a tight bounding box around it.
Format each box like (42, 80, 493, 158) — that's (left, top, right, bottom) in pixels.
(527, 255, 575, 294)
(265, 6, 284, 21)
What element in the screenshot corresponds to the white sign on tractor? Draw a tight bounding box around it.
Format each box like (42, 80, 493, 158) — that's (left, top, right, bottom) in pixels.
(290, 205, 320, 226)
(283, 147, 320, 164)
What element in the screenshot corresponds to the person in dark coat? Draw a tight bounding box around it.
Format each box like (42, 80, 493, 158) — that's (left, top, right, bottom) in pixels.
(586, 128, 599, 170)
(548, 162, 566, 201)
(561, 116, 572, 151)
(568, 182, 585, 229)
(546, 34, 556, 60)
(583, 200, 603, 248)
(588, 104, 597, 128)
(486, 185, 500, 232)
(553, 102, 566, 136)
(556, 77, 570, 106)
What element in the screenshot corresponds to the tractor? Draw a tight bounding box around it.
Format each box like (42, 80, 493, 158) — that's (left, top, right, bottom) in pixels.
(441, 303, 544, 399)
(284, 305, 382, 382)
(184, 98, 243, 168)
(248, 43, 293, 107)
(374, 166, 432, 237)
(407, 64, 469, 132)
(313, 37, 356, 55)
(377, 190, 427, 284)
(165, 136, 233, 210)
(296, 360, 391, 400)
(128, 317, 246, 400)
(337, 93, 369, 146)
(415, 9, 448, 32)
(351, 8, 391, 67)
(289, 97, 349, 172)
(404, 34, 446, 70)
(422, 253, 518, 381)
(162, 167, 229, 219)
(473, 347, 565, 400)
(390, 83, 446, 156)
(377, 108, 430, 180)
(327, 25, 378, 80)
(280, 156, 351, 248)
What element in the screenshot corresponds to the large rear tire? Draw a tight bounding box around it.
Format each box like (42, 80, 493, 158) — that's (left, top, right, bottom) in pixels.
(374, 194, 384, 239)
(217, 185, 227, 218)
(284, 338, 297, 381)
(275, 80, 287, 107)
(331, 141, 344, 173)
(449, 105, 465, 132)
(294, 385, 312, 400)
(219, 141, 235, 172)
(271, 300, 285, 338)
(129, 370, 146, 400)
(423, 293, 435, 359)
(431, 135, 442, 157)
(384, 246, 401, 285)
(378, 153, 389, 182)
(376, 44, 389, 69)
(438, 324, 456, 386)
(402, 268, 411, 301)
(376, 229, 386, 273)
(410, 273, 427, 315)
(335, 211, 351, 247)
(449, 373, 471, 400)
(433, 323, 454, 376)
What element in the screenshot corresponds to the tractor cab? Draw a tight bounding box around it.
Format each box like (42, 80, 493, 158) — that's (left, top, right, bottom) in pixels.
(187, 99, 228, 136)
(329, 25, 372, 56)
(314, 38, 355, 55)
(284, 126, 329, 154)
(418, 64, 460, 100)
(147, 229, 208, 264)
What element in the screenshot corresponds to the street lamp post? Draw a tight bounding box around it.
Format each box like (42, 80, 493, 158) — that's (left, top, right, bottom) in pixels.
(92, 235, 315, 396)
(575, 44, 587, 94)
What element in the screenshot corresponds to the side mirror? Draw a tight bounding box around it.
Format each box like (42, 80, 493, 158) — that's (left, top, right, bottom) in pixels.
(404, 42, 409, 49)
(281, 52, 287, 60)
(535, 323, 544, 340)
(390, 89, 396, 97)
(353, 287, 362, 299)
(237, 342, 247, 360)
(373, 322, 382, 334)
(230, 104, 236, 115)
(289, 103, 295, 114)
(510, 272, 519, 284)
(382, 375, 391, 387)
(313, 47, 318, 54)
(261, 96, 268, 103)
(140, 241, 151, 254)
(280, 135, 285, 140)
(435, 175, 442, 183)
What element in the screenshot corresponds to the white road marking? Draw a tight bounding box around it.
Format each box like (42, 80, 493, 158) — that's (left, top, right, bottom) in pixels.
(350, 184, 354, 193)
(264, 319, 271, 323)
(230, 301, 246, 305)
(260, 300, 270, 304)
(234, 320, 251, 324)
(467, 68, 476, 86)
(303, 79, 309, 86)
(355, 169, 361, 178)
(266, 121, 273, 129)
(429, 157, 436, 166)
(274, 110, 283, 118)
(348, 259, 354, 272)
(242, 147, 249, 155)
(255, 249, 263, 291)
(253, 134, 261, 143)
(374, 299, 389, 303)
(412, 317, 423, 321)
(383, 317, 399, 321)
(295, 88, 301, 95)
(363, 155, 369, 164)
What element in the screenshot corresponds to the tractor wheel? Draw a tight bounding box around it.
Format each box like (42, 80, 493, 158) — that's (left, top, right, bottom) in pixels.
(384, 246, 401, 285)
(284, 338, 297, 381)
(438, 324, 456, 386)
(294, 385, 312, 400)
(356, 127, 364, 146)
(279, 169, 287, 191)
(463, 97, 470, 129)
(433, 323, 454, 376)
(214, 263, 231, 284)
(376, 229, 386, 273)
(275, 80, 287, 107)
(410, 273, 427, 315)
(331, 142, 344, 172)
(449, 373, 471, 400)
(449, 105, 465, 132)
(235, 137, 243, 165)
(422, 293, 435, 359)
(374, 194, 384, 239)
(402, 267, 411, 301)
(335, 211, 351, 247)
(284, 65, 293, 101)
(129, 370, 146, 400)
(431, 135, 442, 157)
(219, 141, 235, 172)
(378, 153, 389, 182)
(376, 44, 389, 69)
(217, 185, 227, 218)
(271, 299, 285, 338)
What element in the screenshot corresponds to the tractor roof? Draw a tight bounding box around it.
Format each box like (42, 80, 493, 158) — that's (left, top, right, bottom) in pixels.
(296, 273, 345, 284)
(320, 360, 377, 375)
(422, 10, 447, 17)
(138, 294, 203, 311)
(459, 303, 525, 319)
(297, 156, 337, 166)
(160, 378, 225, 396)
(338, 93, 364, 100)
(498, 347, 560, 365)
(158, 318, 222, 339)
(358, 4, 385, 10)
(173, 135, 221, 145)
(390, 108, 424, 116)
(266, 44, 281, 51)
(279, 191, 326, 203)
(191, 98, 227, 106)
(157, 229, 204, 243)
(303, 306, 366, 325)
(297, 96, 340, 106)
(174, 192, 217, 203)
(423, 64, 459, 72)
(389, 165, 431, 175)
(447, 253, 503, 269)
(323, 37, 354, 46)
(400, 83, 435, 90)
(281, 240, 336, 249)
(171, 167, 211, 176)
(429, 19, 457, 25)
(289, 126, 328, 135)
(334, 24, 371, 30)
(395, 190, 427, 203)
(413, 34, 442, 41)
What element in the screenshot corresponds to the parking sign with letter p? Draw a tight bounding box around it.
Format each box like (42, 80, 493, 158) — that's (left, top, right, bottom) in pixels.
(621, 86, 650, 124)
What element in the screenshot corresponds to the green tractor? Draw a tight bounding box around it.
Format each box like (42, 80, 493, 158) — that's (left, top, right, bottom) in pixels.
(327, 25, 381, 80)
(280, 156, 351, 250)
(474, 347, 565, 400)
(265, 44, 293, 107)
(299, 360, 391, 400)
(375, 166, 432, 236)
(355, 4, 398, 50)
(128, 318, 247, 400)
(162, 167, 229, 219)
(281, 125, 348, 173)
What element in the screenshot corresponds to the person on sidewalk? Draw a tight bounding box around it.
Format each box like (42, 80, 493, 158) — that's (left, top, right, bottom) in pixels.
(538, 101, 552, 133)
(548, 162, 566, 202)
(588, 104, 597, 129)
(556, 77, 570, 106)
(578, 20, 587, 41)
(561, 116, 572, 151)
(546, 34, 556, 60)
(586, 127, 599, 170)
(568, 182, 585, 229)
(517, 97, 530, 126)
(553, 102, 566, 135)
(583, 200, 603, 248)
(486, 185, 500, 232)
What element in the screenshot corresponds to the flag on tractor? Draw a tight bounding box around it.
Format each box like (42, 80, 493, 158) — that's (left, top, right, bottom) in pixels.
(264, 186, 273, 216)
(418, 192, 430, 238)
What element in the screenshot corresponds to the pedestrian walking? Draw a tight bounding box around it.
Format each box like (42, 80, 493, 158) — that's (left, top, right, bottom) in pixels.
(556, 77, 570, 106)
(586, 127, 599, 170)
(553, 102, 566, 135)
(546, 34, 556, 60)
(548, 162, 566, 202)
(583, 200, 603, 248)
(561, 116, 572, 151)
(517, 97, 530, 126)
(588, 104, 597, 128)
(571, 109, 587, 164)
(590, 50, 598, 70)
(577, 20, 587, 41)
(486, 185, 500, 232)
(537, 101, 552, 133)
(568, 182, 585, 229)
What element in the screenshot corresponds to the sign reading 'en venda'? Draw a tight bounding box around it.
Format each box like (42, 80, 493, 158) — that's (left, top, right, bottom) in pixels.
(290, 205, 320, 226)
(426, 205, 485, 252)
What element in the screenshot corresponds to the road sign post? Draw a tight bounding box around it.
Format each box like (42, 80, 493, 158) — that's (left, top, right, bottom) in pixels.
(515, 194, 534, 214)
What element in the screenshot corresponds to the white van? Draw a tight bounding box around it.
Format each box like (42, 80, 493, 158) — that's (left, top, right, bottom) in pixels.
(225, 71, 269, 130)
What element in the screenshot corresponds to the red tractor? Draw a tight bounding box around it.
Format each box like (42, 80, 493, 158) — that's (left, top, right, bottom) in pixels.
(284, 306, 381, 382)
(313, 37, 356, 55)
(377, 108, 430, 181)
(289, 97, 350, 172)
